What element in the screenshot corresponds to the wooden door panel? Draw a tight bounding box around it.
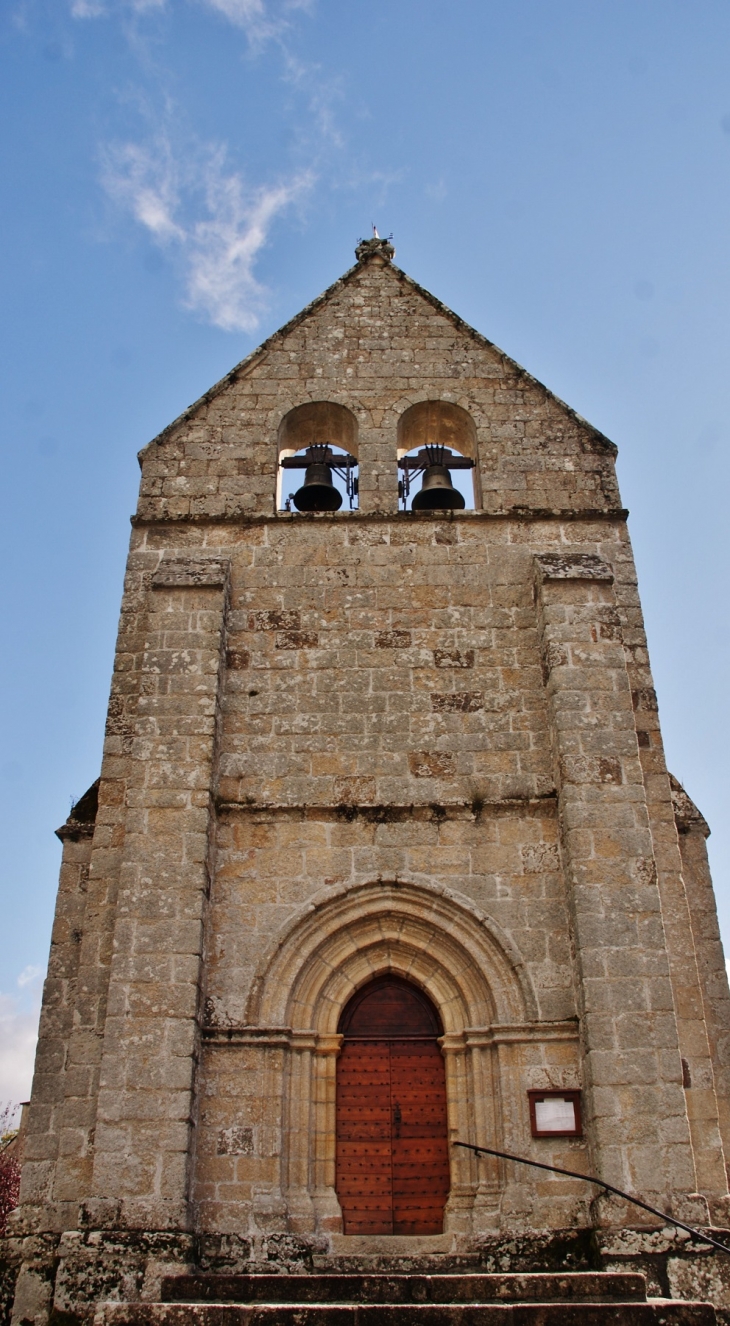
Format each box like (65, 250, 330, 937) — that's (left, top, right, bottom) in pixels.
(336, 1040, 393, 1232)
(336, 1042, 391, 1142)
(336, 979, 450, 1236)
(390, 1043, 450, 1235)
(393, 1142, 450, 1209)
(390, 1042, 450, 1139)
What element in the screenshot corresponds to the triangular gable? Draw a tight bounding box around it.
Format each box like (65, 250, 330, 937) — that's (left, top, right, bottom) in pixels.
(139, 251, 616, 462)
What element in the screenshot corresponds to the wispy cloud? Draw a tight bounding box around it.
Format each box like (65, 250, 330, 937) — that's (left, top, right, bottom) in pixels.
(71, 0, 165, 15)
(73, 0, 343, 331)
(71, 0, 106, 15)
(202, 0, 275, 43)
(17, 965, 42, 989)
(282, 50, 344, 150)
(184, 166, 313, 331)
(0, 969, 43, 1107)
(103, 134, 313, 331)
(70, 0, 293, 44)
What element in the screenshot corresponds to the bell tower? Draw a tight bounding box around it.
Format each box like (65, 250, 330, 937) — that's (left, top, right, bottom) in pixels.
(7, 235, 730, 1323)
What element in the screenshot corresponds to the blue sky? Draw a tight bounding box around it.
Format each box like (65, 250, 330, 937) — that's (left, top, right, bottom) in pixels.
(2, 0, 730, 1103)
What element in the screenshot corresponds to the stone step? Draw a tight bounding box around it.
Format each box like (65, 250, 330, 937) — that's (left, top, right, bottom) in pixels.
(95, 1301, 718, 1326)
(160, 1273, 648, 1305)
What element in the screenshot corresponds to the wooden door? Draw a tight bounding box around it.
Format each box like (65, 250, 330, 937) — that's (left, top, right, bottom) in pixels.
(335, 976, 450, 1235)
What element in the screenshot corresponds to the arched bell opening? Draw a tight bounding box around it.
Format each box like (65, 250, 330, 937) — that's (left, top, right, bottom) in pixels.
(335, 974, 450, 1236)
(277, 401, 359, 512)
(396, 401, 481, 511)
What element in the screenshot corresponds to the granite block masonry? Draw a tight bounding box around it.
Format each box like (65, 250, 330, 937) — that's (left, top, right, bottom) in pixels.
(5, 235, 730, 1323)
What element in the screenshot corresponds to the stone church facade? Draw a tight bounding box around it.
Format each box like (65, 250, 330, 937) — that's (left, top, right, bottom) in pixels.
(6, 236, 730, 1320)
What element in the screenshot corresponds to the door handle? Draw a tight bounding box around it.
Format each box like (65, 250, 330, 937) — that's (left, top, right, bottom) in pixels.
(393, 1102, 402, 1137)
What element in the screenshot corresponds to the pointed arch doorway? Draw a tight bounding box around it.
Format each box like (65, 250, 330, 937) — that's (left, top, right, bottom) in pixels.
(335, 975, 450, 1235)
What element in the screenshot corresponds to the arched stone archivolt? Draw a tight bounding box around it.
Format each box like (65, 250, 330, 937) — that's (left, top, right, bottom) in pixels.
(248, 879, 537, 1031)
(242, 881, 548, 1238)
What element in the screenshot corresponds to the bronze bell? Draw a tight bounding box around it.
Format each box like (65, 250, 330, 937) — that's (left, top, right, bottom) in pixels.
(411, 449, 465, 511)
(293, 450, 343, 512)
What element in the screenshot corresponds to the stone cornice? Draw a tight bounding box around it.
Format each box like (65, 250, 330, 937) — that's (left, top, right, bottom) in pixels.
(55, 821, 95, 843)
(201, 1021, 579, 1048)
(131, 507, 629, 528)
(215, 795, 558, 823)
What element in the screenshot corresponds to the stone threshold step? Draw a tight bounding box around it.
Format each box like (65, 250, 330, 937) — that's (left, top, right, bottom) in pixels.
(161, 1273, 647, 1305)
(96, 1302, 718, 1326)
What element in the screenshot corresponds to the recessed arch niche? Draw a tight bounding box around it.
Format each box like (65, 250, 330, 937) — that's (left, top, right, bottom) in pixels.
(277, 401, 358, 509)
(397, 400, 482, 509)
(244, 880, 538, 1236)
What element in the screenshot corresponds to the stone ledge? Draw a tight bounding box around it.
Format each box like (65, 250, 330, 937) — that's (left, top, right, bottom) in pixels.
(200, 1021, 580, 1048)
(132, 508, 630, 528)
(214, 796, 558, 823)
(55, 820, 95, 842)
